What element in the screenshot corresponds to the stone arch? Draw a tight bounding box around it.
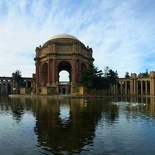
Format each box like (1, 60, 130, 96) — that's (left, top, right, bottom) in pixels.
(40, 63, 48, 86)
(57, 61, 72, 82)
(34, 34, 94, 95)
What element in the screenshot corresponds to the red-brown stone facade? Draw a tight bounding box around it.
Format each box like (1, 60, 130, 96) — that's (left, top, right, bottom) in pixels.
(34, 34, 94, 95)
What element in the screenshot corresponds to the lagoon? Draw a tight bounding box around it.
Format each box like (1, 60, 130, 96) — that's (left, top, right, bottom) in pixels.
(0, 96, 155, 155)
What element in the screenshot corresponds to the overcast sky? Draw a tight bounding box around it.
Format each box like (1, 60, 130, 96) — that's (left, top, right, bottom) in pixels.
(0, 0, 155, 79)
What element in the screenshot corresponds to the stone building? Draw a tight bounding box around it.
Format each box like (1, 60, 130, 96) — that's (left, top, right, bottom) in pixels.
(1, 34, 155, 96)
(34, 34, 94, 95)
(0, 76, 32, 95)
(109, 72, 155, 95)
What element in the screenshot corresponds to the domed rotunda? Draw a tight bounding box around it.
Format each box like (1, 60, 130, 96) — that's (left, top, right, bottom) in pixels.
(34, 34, 94, 95)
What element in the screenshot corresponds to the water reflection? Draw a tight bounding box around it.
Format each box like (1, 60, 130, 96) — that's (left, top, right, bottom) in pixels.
(0, 96, 155, 154)
(33, 98, 104, 154)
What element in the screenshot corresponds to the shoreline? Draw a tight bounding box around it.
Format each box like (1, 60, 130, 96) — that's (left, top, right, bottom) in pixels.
(8, 94, 155, 99)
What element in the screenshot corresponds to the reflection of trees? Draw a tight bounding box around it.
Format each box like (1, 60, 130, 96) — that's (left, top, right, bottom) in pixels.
(1, 96, 155, 153)
(103, 103, 119, 123)
(34, 98, 104, 154)
(0, 97, 35, 123)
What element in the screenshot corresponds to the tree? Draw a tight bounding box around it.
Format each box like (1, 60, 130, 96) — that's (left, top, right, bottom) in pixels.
(80, 65, 119, 94)
(125, 72, 130, 78)
(80, 64, 103, 92)
(138, 69, 149, 78)
(104, 66, 119, 86)
(12, 70, 24, 88)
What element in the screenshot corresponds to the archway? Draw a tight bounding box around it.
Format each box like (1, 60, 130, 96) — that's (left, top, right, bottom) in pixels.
(40, 63, 48, 86)
(58, 61, 71, 82)
(34, 34, 94, 95)
(59, 71, 70, 82)
(58, 61, 71, 94)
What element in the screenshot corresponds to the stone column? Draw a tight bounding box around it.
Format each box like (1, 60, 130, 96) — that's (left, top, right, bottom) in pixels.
(52, 59, 56, 84)
(72, 59, 76, 84)
(6, 80, 8, 94)
(145, 81, 148, 95)
(150, 71, 155, 95)
(36, 63, 39, 85)
(1, 80, 3, 94)
(130, 80, 133, 95)
(48, 59, 52, 84)
(134, 79, 137, 95)
(141, 81, 143, 95)
(125, 81, 127, 95)
(119, 81, 124, 95)
(153, 79, 154, 95)
(0, 80, 1, 94)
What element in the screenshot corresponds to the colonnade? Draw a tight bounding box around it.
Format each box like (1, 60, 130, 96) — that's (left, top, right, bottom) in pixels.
(110, 72, 155, 95)
(0, 77, 33, 94)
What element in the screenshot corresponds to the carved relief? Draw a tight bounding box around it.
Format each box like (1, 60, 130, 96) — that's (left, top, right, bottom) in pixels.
(56, 45, 72, 52)
(76, 45, 79, 52)
(48, 45, 53, 52)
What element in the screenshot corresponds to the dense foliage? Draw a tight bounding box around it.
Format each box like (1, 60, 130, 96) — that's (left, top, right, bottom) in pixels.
(12, 70, 24, 87)
(125, 72, 130, 78)
(80, 65, 118, 92)
(138, 69, 149, 78)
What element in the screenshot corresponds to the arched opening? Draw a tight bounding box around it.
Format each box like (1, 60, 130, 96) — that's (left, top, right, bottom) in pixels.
(40, 63, 48, 86)
(58, 61, 71, 94)
(59, 70, 70, 82)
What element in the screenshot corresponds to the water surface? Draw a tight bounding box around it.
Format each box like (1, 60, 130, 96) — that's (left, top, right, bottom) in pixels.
(0, 96, 155, 155)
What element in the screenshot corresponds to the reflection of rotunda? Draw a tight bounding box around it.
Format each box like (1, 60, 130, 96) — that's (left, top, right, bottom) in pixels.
(34, 34, 94, 95)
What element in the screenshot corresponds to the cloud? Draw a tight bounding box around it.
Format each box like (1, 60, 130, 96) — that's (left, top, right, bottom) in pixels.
(0, 0, 155, 78)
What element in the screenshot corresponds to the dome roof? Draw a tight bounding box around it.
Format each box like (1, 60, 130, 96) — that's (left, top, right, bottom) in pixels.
(50, 34, 79, 41)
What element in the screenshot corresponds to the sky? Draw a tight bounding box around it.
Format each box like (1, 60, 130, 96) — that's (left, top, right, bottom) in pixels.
(0, 0, 155, 79)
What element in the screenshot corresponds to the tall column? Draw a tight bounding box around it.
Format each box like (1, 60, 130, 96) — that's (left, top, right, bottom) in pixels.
(141, 81, 143, 95)
(72, 59, 76, 84)
(36, 63, 39, 85)
(26, 81, 28, 88)
(52, 59, 56, 84)
(145, 81, 148, 95)
(48, 59, 52, 84)
(130, 80, 133, 95)
(134, 79, 137, 95)
(125, 81, 127, 95)
(5, 80, 8, 94)
(150, 78, 154, 95)
(119, 81, 123, 95)
(1, 80, 3, 94)
(0, 80, 2, 94)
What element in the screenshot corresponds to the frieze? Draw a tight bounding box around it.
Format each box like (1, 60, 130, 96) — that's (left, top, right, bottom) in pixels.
(56, 45, 72, 52)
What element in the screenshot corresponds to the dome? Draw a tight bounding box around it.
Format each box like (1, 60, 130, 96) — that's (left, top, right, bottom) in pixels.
(50, 34, 79, 41)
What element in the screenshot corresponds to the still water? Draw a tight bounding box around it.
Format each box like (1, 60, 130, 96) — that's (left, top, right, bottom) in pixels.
(0, 96, 155, 155)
